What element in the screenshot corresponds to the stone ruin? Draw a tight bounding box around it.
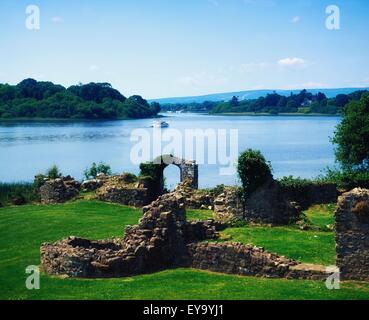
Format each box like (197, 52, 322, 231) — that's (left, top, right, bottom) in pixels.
(159, 154, 198, 190)
(41, 188, 333, 281)
(38, 155, 200, 208)
(214, 187, 244, 221)
(40, 176, 81, 204)
(214, 179, 300, 225)
(96, 174, 151, 207)
(41, 192, 219, 277)
(336, 188, 369, 281)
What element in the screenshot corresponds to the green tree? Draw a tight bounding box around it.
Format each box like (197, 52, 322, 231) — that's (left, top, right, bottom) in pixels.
(230, 96, 239, 107)
(237, 149, 273, 197)
(46, 165, 62, 179)
(84, 162, 112, 179)
(332, 93, 369, 170)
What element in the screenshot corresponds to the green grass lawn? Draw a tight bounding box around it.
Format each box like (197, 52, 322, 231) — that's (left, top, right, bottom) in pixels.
(305, 204, 336, 230)
(1, 201, 369, 300)
(187, 209, 215, 221)
(221, 227, 335, 265)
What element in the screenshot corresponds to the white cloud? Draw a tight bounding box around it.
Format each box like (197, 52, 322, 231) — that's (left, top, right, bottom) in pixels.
(291, 16, 300, 23)
(278, 57, 308, 69)
(51, 16, 63, 23)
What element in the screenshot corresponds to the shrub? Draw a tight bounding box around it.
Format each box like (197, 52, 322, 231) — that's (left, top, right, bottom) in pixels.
(0, 182, 39, 206)
(318, 167, 369, 190)
(237, 149, 273, 197)
(139, 162, 162, 179)
(46, 165, 62, 179)
(279, 176, 315, 189)
(121, 172, 138, 184)
(84, 162, 112, 179)
(34, 174, 47, 188)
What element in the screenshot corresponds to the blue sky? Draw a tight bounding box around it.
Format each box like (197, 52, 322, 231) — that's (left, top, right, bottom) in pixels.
(0, 0, 369, 98)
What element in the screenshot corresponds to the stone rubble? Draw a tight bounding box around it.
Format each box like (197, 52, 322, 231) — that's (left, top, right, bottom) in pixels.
(40, 176, 80, 204)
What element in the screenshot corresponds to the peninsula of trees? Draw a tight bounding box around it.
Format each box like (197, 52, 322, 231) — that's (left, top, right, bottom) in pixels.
(161, 89, 368, 115)
(0, 79, 161, 120)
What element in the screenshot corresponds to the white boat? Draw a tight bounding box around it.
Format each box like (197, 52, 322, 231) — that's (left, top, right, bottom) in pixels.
(152, 121, 169, 128)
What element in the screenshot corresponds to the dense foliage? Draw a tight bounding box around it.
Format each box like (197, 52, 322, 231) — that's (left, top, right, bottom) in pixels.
(0, 79, 160, 119)
(318, 168, 369, 190)
(139, 162, 164, 182)
(161, 89, 368, 115)
(84, 162, 112, 179)
(0, 182, 39, 206)
(237, 149, 273, 197)
(332, 93, 369, 170)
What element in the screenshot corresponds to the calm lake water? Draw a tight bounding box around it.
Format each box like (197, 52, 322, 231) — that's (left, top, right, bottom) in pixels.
(0, 113, 341, 189)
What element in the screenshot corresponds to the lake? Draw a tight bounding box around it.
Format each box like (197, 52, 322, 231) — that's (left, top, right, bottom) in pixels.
(0, 113, 341, 189)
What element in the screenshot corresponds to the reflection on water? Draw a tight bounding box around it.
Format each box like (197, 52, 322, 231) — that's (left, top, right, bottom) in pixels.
(0, 132, 131, 144)
(0, 114, 341, 188)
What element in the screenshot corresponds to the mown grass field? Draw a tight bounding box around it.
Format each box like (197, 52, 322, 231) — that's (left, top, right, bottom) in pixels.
(1, 200, 369, 300)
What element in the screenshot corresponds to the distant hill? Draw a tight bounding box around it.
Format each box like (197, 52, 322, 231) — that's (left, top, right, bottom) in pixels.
(149, 87, 369, 104)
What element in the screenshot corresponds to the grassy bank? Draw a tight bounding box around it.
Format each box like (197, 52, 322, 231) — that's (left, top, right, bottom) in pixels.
(1, 201, 369, 300)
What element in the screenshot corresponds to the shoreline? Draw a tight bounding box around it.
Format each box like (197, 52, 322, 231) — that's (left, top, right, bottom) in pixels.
(208, 112, 342, 117)
(0, 115, 164, 123)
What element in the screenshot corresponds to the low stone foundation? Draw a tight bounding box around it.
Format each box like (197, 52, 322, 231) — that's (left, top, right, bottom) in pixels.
(41, 188, 337, 281)
(186, 242, 296, 278)
(41, 192, 219, 277)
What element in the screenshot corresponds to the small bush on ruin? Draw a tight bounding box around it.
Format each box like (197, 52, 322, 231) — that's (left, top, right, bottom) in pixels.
(121, 172, 138, 184)
(46, 165, 62, 179)
(237, 149, 273, 198)
(84, 162, 112, 179)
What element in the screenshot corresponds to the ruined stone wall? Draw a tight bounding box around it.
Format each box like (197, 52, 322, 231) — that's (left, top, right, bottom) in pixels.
(41, 191, 221, 278)
(282, 182, 338, 210)
(175, 181, 215, 210)
(335, 188, 369, 281)
(214, 187, 244, 221)
(180, 161, 198, 189)
(40, 176, 80, 204)
(97, 186, 149, 207)
(244, 179, 300, 225)
(186, 242, 296, 278)
(96, 175, 152, 207)
(214, 181, 300, 225)
(41, 186, 334, 281)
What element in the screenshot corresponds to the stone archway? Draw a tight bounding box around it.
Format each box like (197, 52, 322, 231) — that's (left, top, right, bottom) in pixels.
(154, 154, 198, 191)
(140, 155, 198, 202)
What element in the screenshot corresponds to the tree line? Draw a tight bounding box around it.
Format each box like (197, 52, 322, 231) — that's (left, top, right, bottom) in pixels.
(161, 89, 368, 115)
(0, 79, 161, 120)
